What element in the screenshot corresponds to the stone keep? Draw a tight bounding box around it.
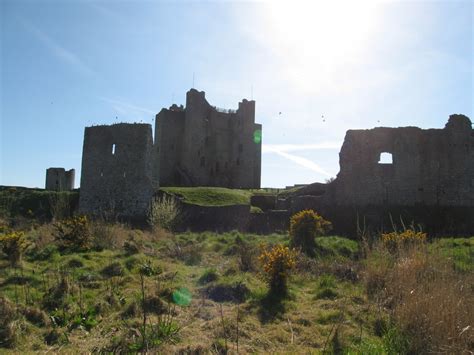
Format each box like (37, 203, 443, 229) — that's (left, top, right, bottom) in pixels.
(78, 123, 153, 219)
(45, 168, 75, 191)
(152, 89, 262, 188)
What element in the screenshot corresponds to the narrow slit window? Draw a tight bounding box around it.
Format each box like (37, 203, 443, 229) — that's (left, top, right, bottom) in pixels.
(378, 152, 393, 164)
(112, 144, 116, 155)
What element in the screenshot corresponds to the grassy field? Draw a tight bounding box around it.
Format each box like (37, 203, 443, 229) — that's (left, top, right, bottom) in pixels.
(0, 217, 472, 353)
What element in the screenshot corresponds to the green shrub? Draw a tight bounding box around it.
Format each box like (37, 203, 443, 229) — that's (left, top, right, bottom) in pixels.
(289, 210, 331, 256)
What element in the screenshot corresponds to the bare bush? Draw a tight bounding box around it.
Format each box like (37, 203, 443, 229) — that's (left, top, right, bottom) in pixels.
(48, 192, 71, 221)
(148, 195, 180, 232)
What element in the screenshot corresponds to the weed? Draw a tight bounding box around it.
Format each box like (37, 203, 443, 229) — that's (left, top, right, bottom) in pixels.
(148, 194, 180, 232)
(235, 235, 256, 272)
(0, 297, 17, 348)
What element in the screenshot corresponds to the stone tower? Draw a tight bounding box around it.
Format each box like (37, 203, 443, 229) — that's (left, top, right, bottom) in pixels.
(45, 168, 75, 191)
(152, 89, 262, 188)
(78, 123, 153, 220)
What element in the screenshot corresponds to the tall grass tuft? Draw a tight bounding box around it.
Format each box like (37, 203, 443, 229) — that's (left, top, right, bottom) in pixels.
(364, 232, 474, 353)
(148, 195, 180, 232)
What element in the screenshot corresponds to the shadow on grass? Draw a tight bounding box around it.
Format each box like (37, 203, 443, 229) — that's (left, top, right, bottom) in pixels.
(256, 291, 287, 324)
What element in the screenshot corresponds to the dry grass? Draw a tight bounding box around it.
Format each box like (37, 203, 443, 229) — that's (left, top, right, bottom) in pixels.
(364, 242, 474, 353)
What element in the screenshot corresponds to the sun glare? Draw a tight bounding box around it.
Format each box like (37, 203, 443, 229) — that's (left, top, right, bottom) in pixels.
(263, 0, 379, 92)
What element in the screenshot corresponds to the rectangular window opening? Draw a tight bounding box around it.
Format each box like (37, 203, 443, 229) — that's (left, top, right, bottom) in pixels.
(112, 144, 116, 155)
(378, 152, 393, 164)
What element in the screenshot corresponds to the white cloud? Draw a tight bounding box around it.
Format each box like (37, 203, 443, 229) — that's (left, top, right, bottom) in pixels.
(99, 97, 156, 116)
(263, 143, 337, 176)
(263, 142, 341, 153)
(21, 19, 95, 76)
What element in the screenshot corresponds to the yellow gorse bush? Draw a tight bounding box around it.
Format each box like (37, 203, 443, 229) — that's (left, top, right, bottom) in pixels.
(289, 209, 332, 256)
(381, 229, 427, 253)
(258, 244, 298, 294)
(54, 215, 91, 251)
(0, 230, 27, 267)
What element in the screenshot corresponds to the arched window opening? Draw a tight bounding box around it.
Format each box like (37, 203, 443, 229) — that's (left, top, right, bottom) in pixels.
(378, 152, 393, 164)
(112, 144, 116, 155)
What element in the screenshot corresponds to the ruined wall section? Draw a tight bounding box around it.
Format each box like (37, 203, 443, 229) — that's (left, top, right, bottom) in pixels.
(153, 108, 185, 186)
(45, 168, 75, 191)
(330, 114, 473, 207)
(79, 123, 153, 219)
(233, 99, 261, 188)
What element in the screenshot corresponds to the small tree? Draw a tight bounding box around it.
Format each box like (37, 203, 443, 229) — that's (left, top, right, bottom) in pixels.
(258, 244, 297, 295)
(0, 231, 28, 267)
(148, 195, 180, 232)
(289, 209, 332, 256)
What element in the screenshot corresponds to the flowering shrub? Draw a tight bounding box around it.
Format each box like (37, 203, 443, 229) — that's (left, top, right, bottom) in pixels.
(381, 230, 427, 253)
(289, 209, 332, 256)
(0, 231, 27, 267)
(258, 244, 297, 295)
(54, 215, 91, 252)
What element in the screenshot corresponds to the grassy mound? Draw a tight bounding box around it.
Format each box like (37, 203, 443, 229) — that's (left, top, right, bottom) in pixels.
(161, 187, 253, 206)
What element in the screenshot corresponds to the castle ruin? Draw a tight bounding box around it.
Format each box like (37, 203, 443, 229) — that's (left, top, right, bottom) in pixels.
(45, 168, 75, 191)
(328, 114, 473, 206)
(78, 123, 154, 219)
(78, 89, 261, 219)
(287, 114, 474, 235)
(153, 89, 262, 188)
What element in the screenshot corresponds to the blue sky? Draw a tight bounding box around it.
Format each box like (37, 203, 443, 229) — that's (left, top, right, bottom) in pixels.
(1, 0, 472, 188)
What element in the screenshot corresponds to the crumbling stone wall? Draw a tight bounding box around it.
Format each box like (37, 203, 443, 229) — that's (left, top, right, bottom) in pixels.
(329, 114, 473, 206)
(45, 168, 75, 191)
(153, 89, 262, 188)
(286, 114, 474, 236)
(78, 123, 153, 220)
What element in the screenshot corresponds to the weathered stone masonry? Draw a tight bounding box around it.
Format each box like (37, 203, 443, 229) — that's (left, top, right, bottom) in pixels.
(78, 89, 262, 219)
(287, 114, 474, 235)
(45, 168, 75, 191)
(78, 123, 153, 219)
(330, 114, 473, 207)
(153, 89, 262, 189)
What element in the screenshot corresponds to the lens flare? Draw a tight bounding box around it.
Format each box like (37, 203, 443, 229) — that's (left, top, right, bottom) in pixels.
(253, 129, 262, 144)
(172, 287, 192, 306)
